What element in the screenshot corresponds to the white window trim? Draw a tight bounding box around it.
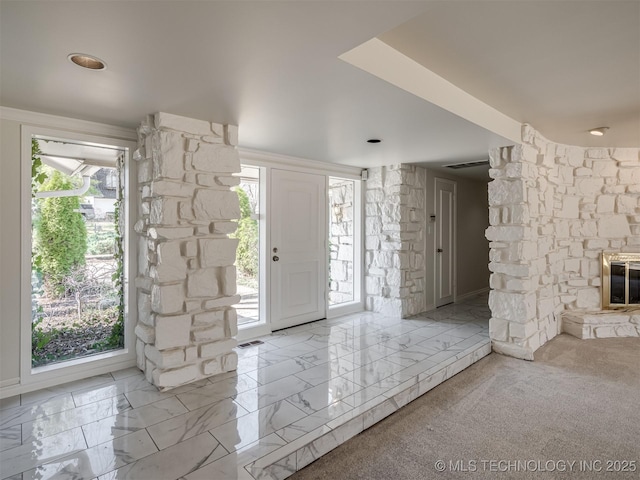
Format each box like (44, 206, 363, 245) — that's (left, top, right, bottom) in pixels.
(12, 124, 138, 397)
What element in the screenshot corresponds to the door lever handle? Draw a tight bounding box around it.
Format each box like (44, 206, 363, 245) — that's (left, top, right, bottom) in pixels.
(273, 256, 279, 262)
(437, 248, 443, 253)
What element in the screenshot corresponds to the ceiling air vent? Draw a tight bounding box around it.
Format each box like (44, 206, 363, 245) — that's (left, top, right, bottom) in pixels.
(444, 160, 490, 170)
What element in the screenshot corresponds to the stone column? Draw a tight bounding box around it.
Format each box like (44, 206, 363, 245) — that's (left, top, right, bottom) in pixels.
(364, 164, 426, 317)
(486, 125, 567, 360)
(486, 143, 543, 360)
(134, 112, 240, 390)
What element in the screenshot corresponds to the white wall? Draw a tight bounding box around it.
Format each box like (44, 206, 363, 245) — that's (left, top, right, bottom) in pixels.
(0, 118, 21, 385)
(456, 177, 491, 297)
(424, 168, 490, 309)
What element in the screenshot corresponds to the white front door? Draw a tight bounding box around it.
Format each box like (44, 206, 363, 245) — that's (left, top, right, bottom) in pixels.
(435, 178, 455, 307)
(270, 169, 327, 330)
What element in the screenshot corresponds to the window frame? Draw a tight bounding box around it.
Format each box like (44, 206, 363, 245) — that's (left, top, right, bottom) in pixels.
(19, 125, 138, 390)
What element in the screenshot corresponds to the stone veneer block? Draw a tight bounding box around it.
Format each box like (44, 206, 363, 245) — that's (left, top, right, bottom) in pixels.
(204, 294, 241, 309)
(154, 131, 186, 180)
(224, 125, 239, 146)
(192, 323, 226, 342)
(187, 268, 220, 298)
(488, 291, 537, 323)
(135, 113, 240, 391)
(155, 112, 223, 138)
(199, 238, 238, 267)
(193, 189, 241, 221)
(192, 144, 239, 172)
(144, 344, 185, 369)
(152, 365, 198, 390)
(488, 179, 525, 205)
(151, 180, 195, 198)
(193, 310, 225, 326)
(200, 338, 237, 359)
(151, 284, 185, 314)
(154, 242, 187, 282)
(149, 227, 194, 240)
(221, 351, 238, 371)
(135, 324, 155, 344)
(150, 197, 180, 226)
(155, 314, 192, 349)
(597, 215, 631, 238)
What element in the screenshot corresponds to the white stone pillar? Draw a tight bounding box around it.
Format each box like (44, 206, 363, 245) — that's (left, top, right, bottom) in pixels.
(364, 164, 426, 317)
(134, 112, 240, 390)
(486, 142, 543, 360)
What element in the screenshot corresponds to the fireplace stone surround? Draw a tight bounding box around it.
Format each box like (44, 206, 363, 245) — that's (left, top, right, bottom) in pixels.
(487, 125, 640, 359)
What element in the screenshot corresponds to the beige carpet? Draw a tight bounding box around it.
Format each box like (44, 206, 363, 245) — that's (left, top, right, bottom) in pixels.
(291, 334, 640, 479)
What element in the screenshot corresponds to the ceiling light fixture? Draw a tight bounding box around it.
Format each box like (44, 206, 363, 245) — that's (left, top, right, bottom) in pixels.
(589, 127, 609, 137)
(367, 139, 381, 144)
(68, 53, 107, 70)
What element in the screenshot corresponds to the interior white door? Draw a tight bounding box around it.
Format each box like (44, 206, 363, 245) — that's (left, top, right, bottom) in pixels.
(271, 169, 327, 330)
(435, 178, 455, 307)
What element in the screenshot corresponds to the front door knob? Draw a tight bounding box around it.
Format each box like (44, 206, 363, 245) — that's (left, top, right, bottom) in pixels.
(437, 248, 443, 253)
(273, 255, 279, 262)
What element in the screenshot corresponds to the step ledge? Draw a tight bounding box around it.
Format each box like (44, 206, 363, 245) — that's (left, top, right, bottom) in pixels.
(245, 339, 492, 479)
(562, 310, 640, 339)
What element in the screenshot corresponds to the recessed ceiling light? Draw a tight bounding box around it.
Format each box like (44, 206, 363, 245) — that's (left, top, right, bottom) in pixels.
(589, 127, 609, 136)
(68, 53, 107, 70)
(367, 139, 381, 144)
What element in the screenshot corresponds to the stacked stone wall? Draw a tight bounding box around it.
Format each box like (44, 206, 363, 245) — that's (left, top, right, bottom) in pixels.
(329, 180, 355, 305)
(134, 112, 240, 390)
(364, 165, 426, 316)
(487, 124, 640, 359)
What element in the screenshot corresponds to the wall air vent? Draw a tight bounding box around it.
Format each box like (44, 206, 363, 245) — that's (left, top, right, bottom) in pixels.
(444, 160, 490, 170)
(238, 340, 265, 349)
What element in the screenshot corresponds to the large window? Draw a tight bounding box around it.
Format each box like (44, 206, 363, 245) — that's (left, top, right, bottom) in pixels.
(18, 125, 136, 389)
(233, 165, 261, 326)
(30, 136, 127, 368)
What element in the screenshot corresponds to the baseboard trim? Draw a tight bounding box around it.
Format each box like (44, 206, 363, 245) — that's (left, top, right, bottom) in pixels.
(456, 287, 489, 303)
(422, 303, 436, 313)
(0, 377, 20, 389)
(0, 358, 136, 399)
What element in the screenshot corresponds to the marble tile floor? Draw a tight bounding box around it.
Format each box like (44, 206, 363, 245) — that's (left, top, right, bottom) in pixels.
(0, 295, 490, 480)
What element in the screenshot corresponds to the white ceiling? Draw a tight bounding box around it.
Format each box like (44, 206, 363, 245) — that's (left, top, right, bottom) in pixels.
(380, 0, 640, 148)
(1, 1, 638, 175)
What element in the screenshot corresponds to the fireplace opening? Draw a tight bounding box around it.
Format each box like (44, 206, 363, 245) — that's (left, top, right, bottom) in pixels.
(602, 252, 640, 308)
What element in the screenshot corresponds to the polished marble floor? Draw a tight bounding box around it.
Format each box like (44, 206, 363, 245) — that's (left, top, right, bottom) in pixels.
(0, 295, 490, 480)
